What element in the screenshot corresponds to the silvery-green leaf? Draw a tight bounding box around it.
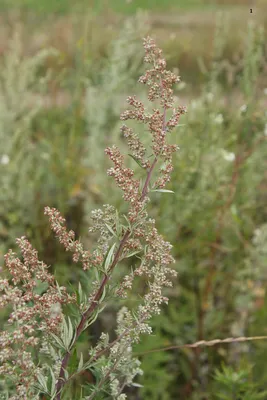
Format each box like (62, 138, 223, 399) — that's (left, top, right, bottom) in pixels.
(95, 268, 100, 281)
(105, 223, 117, 238)
(115, 210, 122, 237)
(104, 242, 117, 272)
(132, 382, 144, 388)
(85, 310, 100, 329)
(123, 215, 132, 232)
(36, 372, 48, 391)
(78, 282, 83, 303)
(59, 316, 75, 350)
(64, 368, 69, 380)
(128, 153, 144, 169)
(151, 189, 175, 193)
(78, 352, 84, 372)
(49, 367, 56, 395)
(55, 280, 62, 294)
(50, 332, 65, 350)
(68, 317, 76, 347)
(99, 284, 106, 304)
(98, 304, 106, 314)
(126, 249, 142, 258)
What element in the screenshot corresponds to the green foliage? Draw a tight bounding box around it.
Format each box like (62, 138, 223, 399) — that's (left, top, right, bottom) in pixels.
(213, 365, 267, 400)
(0, 30, 58, 260)
(1, 7, 267, 400)
(0, 0, 229, 15)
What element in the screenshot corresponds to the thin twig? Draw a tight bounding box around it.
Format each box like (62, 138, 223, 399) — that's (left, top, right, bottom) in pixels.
(135, 335, 267, 356)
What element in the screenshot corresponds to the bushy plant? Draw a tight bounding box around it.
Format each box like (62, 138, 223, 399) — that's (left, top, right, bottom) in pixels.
(213, 365, 267, 400)
(1, 9, 267, 400)
(0, 27, 57, 262)
(0, 36, 186, 399)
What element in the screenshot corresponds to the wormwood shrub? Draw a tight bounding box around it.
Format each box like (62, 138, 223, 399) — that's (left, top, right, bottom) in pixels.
(0, 37, 186, 399)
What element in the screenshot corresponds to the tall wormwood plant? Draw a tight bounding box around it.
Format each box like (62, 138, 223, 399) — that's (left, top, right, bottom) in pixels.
(0, 37, 186, 399)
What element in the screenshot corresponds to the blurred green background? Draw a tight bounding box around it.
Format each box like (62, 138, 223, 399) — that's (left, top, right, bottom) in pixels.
(1, 0, 267, 399)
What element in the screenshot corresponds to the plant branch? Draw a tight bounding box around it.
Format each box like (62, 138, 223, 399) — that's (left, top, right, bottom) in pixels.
(55, 153, 162, 398)
(55, 45, 170, 399)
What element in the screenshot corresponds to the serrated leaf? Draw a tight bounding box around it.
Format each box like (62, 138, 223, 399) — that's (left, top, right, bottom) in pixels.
(128, 153, 144, 169)
(151, 189, 175, 193)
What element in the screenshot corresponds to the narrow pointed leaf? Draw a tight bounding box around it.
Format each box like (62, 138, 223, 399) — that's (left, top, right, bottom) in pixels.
(104, 242, 117, 272)
(78, 352, 84, 371)
(151, 189, 175, 193)
(126, 250, 142, 258)
(105, 223, 117, 238)
(128, 153, 144, 169)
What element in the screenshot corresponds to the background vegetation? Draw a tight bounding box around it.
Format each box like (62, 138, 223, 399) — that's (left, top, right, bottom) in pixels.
(1, 0, 267, 398)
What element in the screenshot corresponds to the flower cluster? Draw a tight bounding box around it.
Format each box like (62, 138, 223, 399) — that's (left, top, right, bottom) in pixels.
(106, 37, 186, 229)
(91, 37, 186, 397)
(105, 145, 149, 223)
(44, 206, 103, 270)
(116, 217, 177, 302)
(121, 124, 150, 169)
(105, 146, 140, 206)
(0, 237, 75, 399)
(139, 36, 185, 107)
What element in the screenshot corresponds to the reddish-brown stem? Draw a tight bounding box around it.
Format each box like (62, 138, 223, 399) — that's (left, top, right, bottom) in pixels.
(55, 88, 168, 399)
(55, 229, 130, 398)
(141, 156, 158, 200)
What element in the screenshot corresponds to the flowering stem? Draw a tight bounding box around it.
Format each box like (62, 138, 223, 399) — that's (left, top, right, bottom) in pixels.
(55, 230, 130, 398)
(87, 345, 128, 400)
(1, 36, 185, 400)
(141, 157, 158, 200)
(55, 43, 170, 398)
(55, 154, 161, 398)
